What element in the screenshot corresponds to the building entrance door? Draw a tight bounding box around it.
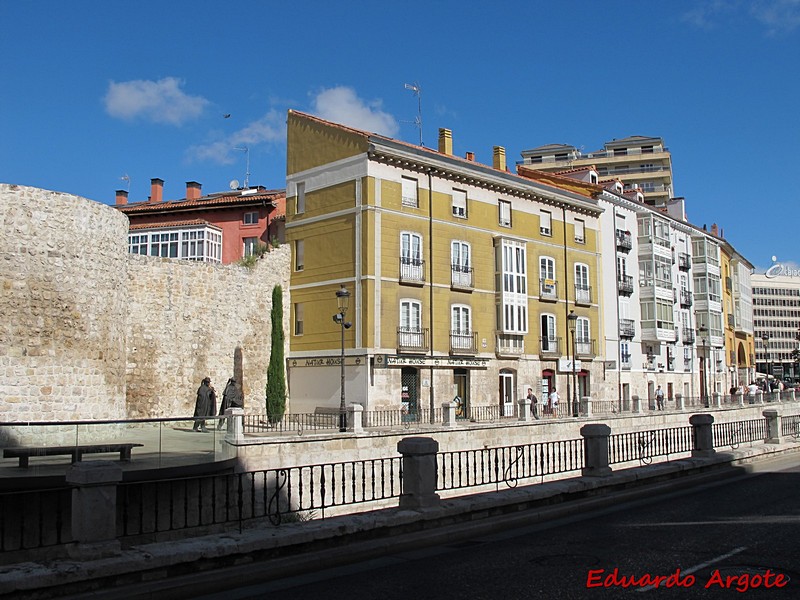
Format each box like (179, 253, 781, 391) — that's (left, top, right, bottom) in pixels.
(401, 367, 419, 421)
(499, 370, 515, 417)
(454, 368, 468, 419)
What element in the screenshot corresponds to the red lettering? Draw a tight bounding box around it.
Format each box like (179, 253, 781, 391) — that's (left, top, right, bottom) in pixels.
(665, 569, 695, 588)
(649, 575, 667, 588)
(772, 573, 788, 588)
(735, 574, 750, 593)
(586, 569, 604, 588)
(705, 569, 725, 589)
(605, 568, 624, 588)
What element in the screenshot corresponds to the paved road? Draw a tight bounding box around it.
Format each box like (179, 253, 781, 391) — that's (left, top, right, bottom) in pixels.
(193, 454, 800, 600)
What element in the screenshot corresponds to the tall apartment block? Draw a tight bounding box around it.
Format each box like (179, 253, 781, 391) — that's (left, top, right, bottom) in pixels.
(520, 136, 674, 208)
(752, 271, 800, 381)
(284, 111, 604, 417)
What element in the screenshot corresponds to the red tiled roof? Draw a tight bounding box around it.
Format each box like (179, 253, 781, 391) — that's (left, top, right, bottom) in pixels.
(118, 188, 284, 214)
(129, 219, 220, 231)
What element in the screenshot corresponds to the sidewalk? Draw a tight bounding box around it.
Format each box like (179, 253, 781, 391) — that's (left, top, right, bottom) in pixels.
(3, 439, 799, 599)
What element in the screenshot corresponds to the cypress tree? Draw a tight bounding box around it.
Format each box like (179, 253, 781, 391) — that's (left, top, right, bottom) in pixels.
(265, 285, 286, 422)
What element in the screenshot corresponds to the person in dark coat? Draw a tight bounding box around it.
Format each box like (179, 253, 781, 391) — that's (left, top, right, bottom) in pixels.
(217, 377, 244, 430)
(193, 377, 216, 432)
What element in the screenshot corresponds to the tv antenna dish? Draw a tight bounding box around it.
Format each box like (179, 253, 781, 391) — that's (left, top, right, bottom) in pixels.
(229, 179, 240, 190)
(404, 82, 423, 146)
(233, 146, 250, 188)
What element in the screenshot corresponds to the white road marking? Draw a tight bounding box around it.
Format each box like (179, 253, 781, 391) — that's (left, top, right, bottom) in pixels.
(636, 546, 748, 592)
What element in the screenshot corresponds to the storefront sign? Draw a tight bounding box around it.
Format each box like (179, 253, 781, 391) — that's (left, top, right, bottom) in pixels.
(289, 356, 365, 368)
(557, 358, 582, 373)
(376, 355, 489, 368)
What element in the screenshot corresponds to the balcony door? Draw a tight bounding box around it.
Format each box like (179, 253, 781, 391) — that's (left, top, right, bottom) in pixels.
(499, 369, 516, 417)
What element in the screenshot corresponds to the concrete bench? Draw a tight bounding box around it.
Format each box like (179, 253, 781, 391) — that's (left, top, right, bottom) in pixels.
(3, 443, 144, 468)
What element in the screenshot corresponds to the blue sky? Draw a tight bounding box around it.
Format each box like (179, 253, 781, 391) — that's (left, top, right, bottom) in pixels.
(2, 1, 799, 270)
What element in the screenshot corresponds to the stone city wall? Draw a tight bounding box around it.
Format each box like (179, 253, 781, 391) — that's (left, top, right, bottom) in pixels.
(0, 184, 291, 424)
(0, 184, 129, 422)
(125, 247, 289, 418)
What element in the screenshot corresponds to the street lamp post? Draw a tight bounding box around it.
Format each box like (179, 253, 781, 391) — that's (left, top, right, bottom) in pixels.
(568, 310, 579, 417)
(698, 324, 709, 407)
(761, 333, 770, 391)
(333, 285, 352, 432)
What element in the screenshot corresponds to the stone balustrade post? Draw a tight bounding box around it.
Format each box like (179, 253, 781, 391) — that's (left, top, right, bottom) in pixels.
(581, 396, 592, 417)
(771, 391, 781, 403)
(689, 414, 716, 458)
(225, 407, 244, 442)
(712, 392, 722, 408)
(735, 390, 745, 407)
(517, 398, 531, 422)
(580, 424, 612, 477)
(790, 389, 796, 403)
(756, 390, 764, 405)
(397, 437, 440, 509)
(675, 393, 685, 411)
(65, 462, 123, 559)
(442, 401, 457, 427)
(632, 395, 642, 414)
(347, 404, 363, 433)
(763, 409, 782, 444)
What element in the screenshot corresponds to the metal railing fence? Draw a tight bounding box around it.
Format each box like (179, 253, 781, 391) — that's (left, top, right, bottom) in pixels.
(437, 438, 584, 492)
(608, 426, 694, 466)
(713, 418, 767, 449)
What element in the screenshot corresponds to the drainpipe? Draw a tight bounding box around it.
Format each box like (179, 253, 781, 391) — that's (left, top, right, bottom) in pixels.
(562, 205, 571, 404)
(428, 167, 435, 422)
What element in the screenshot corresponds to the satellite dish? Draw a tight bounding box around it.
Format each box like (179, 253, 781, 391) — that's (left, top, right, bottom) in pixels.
(229, 179, 240, 190)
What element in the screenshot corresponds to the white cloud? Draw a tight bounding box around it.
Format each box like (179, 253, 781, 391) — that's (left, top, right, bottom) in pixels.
(104, 77, 209, 125)
(750, 0, 800, 35)
(683, 0, 800, 34)
(186, 109, 285, 164)
(310, 86, 399, 137)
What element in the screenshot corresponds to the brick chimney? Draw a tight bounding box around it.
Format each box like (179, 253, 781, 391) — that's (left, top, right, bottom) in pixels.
(438, 128, 453, 156)
(150, 178, 164, 203)
(465, 151, 475, 161)
(493, 146, 506, 172)
(711, 223, 719, 236)
(186, 181, 202, 200)
(115, 190, 128, 206)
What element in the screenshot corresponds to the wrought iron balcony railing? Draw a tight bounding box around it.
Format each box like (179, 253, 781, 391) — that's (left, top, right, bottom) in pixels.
(450, 331, 478, 355)
(540, 278, 558, 301)
(397, 327, 429, 352)
(575, 285, 592, 305)
(617, 274, 634, 295)
(450, 264, 473, 290)
(619, 318, 635, 338)
(496, 333, 524, 356)
(399, 257, 425, 284)
(615, 229, 633, 251)
(539, 336, 561, 355)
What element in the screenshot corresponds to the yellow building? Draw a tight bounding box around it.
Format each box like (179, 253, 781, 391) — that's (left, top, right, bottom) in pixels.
(285, 111, 604, 417)
(717, 232, 755, 389)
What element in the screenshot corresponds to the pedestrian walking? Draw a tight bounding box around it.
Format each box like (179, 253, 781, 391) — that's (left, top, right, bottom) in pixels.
(217, 377, 244, 430)
(193, 377, 216, 432)
(655, 385, 665, 410)
(527, 387, 539, 420)
(548, 388, 559, 418)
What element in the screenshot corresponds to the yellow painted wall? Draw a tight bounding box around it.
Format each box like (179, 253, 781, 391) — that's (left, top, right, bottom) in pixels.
(286, 111, 368, 176)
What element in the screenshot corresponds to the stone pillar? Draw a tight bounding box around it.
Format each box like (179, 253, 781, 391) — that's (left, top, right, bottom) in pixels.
(756, 390, 764, 405)
(66, 462, 123, 559)
(790, 389, 796, 403)
(397, 437, 440, 509)
(676, 393, 685, 411)
(632, 395, 642, 414)
(442, 401, 457, 427)
(225, 407, 244, 442)
(581, 424, 612, 477)
(763, 409, 782, 444)
(712, 392, 722, 408)
(347, 403, 363, 433)
(690, 414, 716, 458)
(771, 391, 781, 403)
(736, 390, 745, 407)
(517, 398, 531, 422)
(581, 396, 592, 417)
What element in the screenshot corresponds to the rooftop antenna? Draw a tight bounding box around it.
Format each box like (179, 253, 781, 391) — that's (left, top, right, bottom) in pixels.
(120, 174, 130, 192)
(233, 146, 250, 188)
(404, 82, 423, 146)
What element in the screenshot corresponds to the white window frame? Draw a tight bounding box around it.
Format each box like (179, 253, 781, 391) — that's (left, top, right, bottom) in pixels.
(243, 211, 259, 225)
(243, 237, 259, 257)
(451, 304, 472, 335)
(129, 226, 222, 263)
(541, 313, 557, 352)
(574, 218, 585, 244)
(497, 239, 528, 333)
(540, 256, 556, 298)
(451, 240, 471, 287)
(575, 263, 590, 303)
(540, 210, 552, 236)
(402, 177, 418, 208)
(498, 200, 512, 227)
(452, 189, 467, 218)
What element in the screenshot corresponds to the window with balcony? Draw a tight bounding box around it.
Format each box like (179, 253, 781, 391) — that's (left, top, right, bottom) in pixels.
(451, 304, 475, 353)
(540, 210, 552, 236)
(499, 200, 512, 227)
(399, 299, 425, 350)
(451, 189, 467, 218)
(621, 341, 631, 369)
(451, 240, 472, 289)
(401, 177, 418, 208)
(541, 313, 558, 353)
(130, 226, 222, 262)
(576, 317, 593, 356)
(540, 256, 557, 300)
(400, 232, 424, 283)
(575, 263, 591, 305)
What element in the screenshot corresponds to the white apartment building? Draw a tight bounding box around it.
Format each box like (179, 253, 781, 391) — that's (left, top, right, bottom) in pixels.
(752, 271, 800, 381)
